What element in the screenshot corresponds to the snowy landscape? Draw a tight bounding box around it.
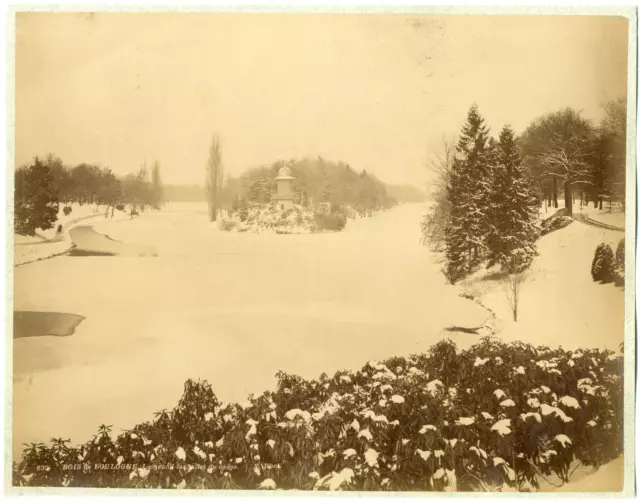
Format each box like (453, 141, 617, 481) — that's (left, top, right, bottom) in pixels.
(12, 197, 627, 491)
(11, 11, 632, 494)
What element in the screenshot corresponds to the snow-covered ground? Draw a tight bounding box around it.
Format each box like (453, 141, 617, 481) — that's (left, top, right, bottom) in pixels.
(464, 215, 625, 352)
(582, 210, 626, 229)
(11, 202, 628, 492)
(14, 239, 74, 267)
(12, 202, 487, 458)
(537, 457, 625, 493)
(537, 200, 625, 229)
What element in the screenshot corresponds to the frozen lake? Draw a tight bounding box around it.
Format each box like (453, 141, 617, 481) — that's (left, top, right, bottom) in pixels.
(12, 202, 487, 457)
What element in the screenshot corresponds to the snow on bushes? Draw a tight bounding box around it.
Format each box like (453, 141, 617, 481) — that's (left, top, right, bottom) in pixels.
(591, 243, 616, 283)
(219, 202, 349, 234)
(220, 203, 317, 234)
(539, 210, 573, 237)
(13, 338, 623, 491)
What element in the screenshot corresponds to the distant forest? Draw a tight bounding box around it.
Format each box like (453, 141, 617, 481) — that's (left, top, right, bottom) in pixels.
(166, 157, 425, 211)
(14, 152, 424, 236)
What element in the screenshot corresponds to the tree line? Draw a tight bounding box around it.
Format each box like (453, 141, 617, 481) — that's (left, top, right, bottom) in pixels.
(521, 99, 626, 215)
(14, 154, 165, 236)
(230, 157, 397, 217)
(202, 133, 400, 223)
(422, 99, 626, 284)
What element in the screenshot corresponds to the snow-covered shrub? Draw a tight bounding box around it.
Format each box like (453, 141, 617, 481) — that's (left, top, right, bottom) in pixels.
(62, 206, 72, 216)
(615, 238, 624, 274)
(221, 203, 319, 234)
(539, 211, 573, 237)
(219, 218, 237, 231)
(13, 338, 623, 491)
(313, 203, 347, 231)
(591, 243, 615, 283)
(314, 211, 347, 231)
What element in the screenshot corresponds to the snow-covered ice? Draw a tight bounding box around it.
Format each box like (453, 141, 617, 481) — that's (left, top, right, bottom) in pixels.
(11, 201, 627, 465)
(14, 203, 129, 266)
(12, 202, 487, 457)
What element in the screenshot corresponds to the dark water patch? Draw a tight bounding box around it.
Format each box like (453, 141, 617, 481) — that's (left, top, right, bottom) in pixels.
(67, 249, 116, 257)
(444, 325, 483, 335)
(69, 225, 157, 257)
(13, 311, 85, 339)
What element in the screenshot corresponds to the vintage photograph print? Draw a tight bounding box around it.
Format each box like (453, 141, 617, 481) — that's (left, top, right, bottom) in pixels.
(9, 9, 635, 494)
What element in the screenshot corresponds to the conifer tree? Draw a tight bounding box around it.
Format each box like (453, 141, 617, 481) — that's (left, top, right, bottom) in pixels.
(487, 125, 539, 273)
(14, 157, 60, 236)
(444, 105, 490, 283)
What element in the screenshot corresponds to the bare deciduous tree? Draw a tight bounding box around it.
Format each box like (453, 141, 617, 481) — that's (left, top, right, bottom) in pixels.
(601, 98, 627, 209)
(505, 271, 525, 322)
(206, 134, 224, 222)
(520, 108, 594, 217)
(420, 135, 457, 251)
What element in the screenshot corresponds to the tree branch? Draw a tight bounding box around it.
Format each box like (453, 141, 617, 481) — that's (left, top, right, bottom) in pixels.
(462, 465, 490, 492)
(526, 460, 563, 488)
(568, 461, 582, 480)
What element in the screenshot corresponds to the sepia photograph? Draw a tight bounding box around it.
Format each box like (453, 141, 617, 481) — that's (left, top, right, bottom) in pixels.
(7, 6, 636, 495)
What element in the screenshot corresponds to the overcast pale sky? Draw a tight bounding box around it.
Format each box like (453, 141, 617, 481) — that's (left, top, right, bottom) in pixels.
(15, 13, 629, 186)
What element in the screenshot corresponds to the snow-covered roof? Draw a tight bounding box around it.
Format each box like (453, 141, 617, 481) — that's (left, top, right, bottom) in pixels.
(276, 166, 295, 180)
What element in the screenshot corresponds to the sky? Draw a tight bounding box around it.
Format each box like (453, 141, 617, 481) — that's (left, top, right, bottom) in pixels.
(14, 13, 629, 187)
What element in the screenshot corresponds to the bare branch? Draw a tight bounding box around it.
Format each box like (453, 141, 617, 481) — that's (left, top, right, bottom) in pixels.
(526, 460, 563, 489)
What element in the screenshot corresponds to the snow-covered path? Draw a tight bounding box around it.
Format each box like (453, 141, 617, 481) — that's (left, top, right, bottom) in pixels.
(12, 203, 488, 458)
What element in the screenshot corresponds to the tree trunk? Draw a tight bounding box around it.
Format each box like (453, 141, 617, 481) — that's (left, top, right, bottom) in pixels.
(552, 177, 558, 208)
(598, 198, 603, 210)
(564, 180, 573, 216)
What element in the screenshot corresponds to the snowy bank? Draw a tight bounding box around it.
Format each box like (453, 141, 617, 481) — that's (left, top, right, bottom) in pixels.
(14, 204, 129, 266)
(462, 219, 625, 352)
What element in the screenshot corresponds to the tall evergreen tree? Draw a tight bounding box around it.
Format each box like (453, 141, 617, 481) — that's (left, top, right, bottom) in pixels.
(444, 105, 490, 283)
(487, 126, 539, 273)
(14, 157, 60, 236)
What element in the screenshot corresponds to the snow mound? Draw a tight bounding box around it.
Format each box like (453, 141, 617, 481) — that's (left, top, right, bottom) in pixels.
(220, 203, 318, 234)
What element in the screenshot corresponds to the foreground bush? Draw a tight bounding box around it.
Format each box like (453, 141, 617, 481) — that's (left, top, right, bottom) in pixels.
(13, 338, 623, 491)
(591, 243, 615, 283)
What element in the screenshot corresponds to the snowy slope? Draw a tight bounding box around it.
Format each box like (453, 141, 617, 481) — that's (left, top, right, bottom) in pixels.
(466, 220, 625, 352)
